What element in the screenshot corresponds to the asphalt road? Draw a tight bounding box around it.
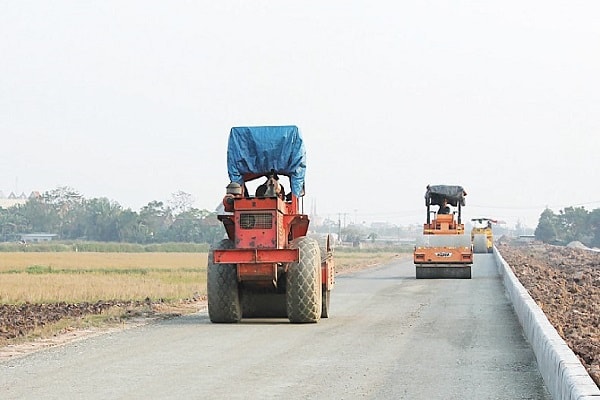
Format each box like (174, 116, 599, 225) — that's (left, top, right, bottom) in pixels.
(0, 254, 551, 399)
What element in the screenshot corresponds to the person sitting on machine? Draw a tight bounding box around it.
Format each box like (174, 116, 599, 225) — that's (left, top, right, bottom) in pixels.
(255, 171, 285, 200)
(438, 198, 451, 214)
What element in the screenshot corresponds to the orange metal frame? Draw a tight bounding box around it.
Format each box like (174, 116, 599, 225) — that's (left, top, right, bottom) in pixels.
(413, 247, 473, 264)
(215, 192, 334, 291)
(414, 214, 473, 265)
(422, 214, 463, 235)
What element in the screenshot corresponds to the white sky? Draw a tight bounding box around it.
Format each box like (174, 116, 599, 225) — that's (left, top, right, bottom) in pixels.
(1, 1, 599, 228)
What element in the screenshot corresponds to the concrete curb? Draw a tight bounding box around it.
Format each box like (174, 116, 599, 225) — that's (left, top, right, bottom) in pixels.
(494, 247, 600, 400)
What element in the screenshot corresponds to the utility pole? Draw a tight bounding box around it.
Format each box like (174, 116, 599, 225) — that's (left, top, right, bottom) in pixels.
(337, 213, 342, 241)
(337, 212, 349, 243)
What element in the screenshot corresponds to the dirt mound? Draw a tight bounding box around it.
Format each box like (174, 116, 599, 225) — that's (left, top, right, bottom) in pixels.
(497, 241, 600, 388)
(567, 240, 588, 250)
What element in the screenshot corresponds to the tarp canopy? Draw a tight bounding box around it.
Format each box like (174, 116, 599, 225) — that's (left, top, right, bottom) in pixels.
(227, 126, 306, 197)
(425, 185, 467, 207)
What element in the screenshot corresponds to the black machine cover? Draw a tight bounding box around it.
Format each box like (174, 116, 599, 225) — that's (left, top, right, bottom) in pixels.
(425, 185, 467, 207)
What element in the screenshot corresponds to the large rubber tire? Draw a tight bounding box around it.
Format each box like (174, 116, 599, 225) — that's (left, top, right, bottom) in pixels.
(286, 237, 322, 323)
(207, 239, 241, 323)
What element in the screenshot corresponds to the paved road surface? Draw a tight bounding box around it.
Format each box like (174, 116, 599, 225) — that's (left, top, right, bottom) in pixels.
(0, 254, 551, 399)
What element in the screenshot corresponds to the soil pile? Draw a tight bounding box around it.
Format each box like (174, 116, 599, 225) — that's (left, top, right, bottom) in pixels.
(497, 238, 600, 388)
(0, 299, 153, 342)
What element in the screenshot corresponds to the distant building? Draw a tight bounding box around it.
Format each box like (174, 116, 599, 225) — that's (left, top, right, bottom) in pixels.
(0, 191, 41, 209)
(20, 233, 57, 243)
(518, 234, 536, 242)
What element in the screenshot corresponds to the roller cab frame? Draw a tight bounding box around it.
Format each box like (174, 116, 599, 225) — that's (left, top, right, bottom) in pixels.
(414, 185, 473, 279)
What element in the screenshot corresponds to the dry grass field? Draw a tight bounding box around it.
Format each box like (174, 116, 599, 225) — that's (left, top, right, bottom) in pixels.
(0, 252, 208, 304)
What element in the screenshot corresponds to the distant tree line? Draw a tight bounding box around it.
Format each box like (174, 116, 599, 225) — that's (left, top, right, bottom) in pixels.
(535, 206, 600, 247)
(0, 187, 224, 244)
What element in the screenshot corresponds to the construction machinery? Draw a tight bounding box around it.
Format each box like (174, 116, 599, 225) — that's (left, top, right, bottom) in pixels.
(413, 185, 473, 279)
(471, 218, 498, 253)
(208, 126, 335, 323)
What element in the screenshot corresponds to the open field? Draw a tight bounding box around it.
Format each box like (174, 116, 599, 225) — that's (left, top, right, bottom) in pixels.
(0, 252, 207, 303)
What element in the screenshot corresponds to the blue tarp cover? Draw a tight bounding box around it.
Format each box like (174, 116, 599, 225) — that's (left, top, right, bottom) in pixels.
(227, 126, 306, 197)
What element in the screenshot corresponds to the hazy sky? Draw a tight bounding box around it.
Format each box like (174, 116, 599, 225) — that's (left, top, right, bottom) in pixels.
(1, 1, 599, 228)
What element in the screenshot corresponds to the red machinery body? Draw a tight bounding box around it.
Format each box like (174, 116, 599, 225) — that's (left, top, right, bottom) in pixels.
(207, 126, 334, 323)
(215, 196, 313, 284)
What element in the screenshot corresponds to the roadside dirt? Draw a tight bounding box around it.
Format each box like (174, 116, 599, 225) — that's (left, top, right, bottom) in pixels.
(0, 299, 204, 360)
(1, 301, 128, 341)
(496, 239, 600, 388)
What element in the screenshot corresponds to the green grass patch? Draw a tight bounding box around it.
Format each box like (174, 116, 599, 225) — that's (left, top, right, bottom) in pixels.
(24, 265, 53, 274)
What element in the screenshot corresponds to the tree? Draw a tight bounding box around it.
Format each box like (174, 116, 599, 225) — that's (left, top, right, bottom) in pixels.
(196, 210, 225, 244)
(367, 232, 378, 243)
(535, 206, 597, 246)
(342, 224, 363, 247)
(0, 208, 28, 241)
(116, 209, 144, 243)
(15, 196, 60, 234)
(558, 206, 590, 245)
(44, 186, 84, 239)
(83, 198, 123, 241)
(167, 208, 204, 243)
(535, 208, 558, 243)
(588, 208, 600, 248)
(139, 201, 173, 243)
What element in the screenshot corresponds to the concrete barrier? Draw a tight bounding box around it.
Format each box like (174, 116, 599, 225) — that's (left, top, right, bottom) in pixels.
(494, 247, 600, 400)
